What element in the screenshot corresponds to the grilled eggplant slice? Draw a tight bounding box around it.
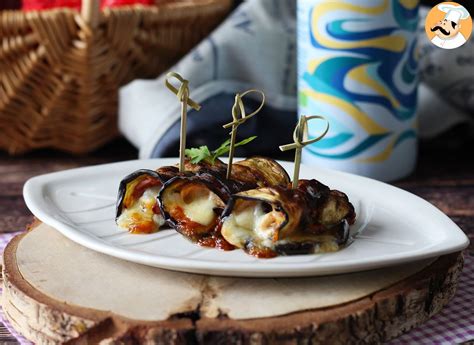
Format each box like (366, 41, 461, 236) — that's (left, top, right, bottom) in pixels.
(157, 157, 290, 246)
(116, 168, 178, 234)
(115, 159, 229, 234)
(230, 156, 290, 188)
(220, 179, 356, 258)
(158, 173, 235, 249)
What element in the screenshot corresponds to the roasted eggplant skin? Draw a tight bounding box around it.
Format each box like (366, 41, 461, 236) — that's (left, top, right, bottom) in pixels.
(157, 172, 234, 243)
(297, 179, 356, 231)
(117, 156, 289, 221)
(115, 160, 220, 221)
(220, 179, 356, 257)
(231, 156, 290, 188)
(274, 220, 350, 255)
(117, 156, 289, 239)
(156, 157, 290, 247)
(182, 156, 289, 187)
(184, 156, 290, 189)
(115, 168, 178, 220)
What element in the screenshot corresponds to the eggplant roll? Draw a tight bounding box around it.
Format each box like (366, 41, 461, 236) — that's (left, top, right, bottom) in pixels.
(158, 173, 234, 249)
(220, 179, 356, 258)
(115, 160, 228, 234)
(116, 167, 178, 234)
(116, 157, 289, 236)
(157, 157, 290, 247)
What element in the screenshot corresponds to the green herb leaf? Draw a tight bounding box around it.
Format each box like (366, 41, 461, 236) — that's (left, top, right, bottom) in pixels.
(234, 135, 257, 148)
(184, 146, 211, 164)
(184, 136, 257, 164)
(210, 139, 231, 161)
(210, 135, 257, 163)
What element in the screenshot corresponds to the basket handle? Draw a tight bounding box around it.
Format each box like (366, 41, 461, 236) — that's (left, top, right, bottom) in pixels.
(81, 0, 100, 28)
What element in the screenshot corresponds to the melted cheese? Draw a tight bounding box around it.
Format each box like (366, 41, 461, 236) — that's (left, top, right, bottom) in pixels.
(222, 201, 341, 254)
(222, 202, 282, 249)
(167, 187, 222, 226)
(117, 187, 164, 233)
(185, 193, 219, 225)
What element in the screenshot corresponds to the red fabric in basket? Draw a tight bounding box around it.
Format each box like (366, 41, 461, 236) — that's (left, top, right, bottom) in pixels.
(102, 0, 152, 7)
(22, 0, 152, 11)
(22, 0, 54, 10)
(55, 0, 81, 9)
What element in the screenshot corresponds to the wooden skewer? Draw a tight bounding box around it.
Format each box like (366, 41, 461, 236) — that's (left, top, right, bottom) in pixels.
(292, 117, 305, 190)
(178, 87, 189, 173)
(165, 72, 201, 172)
(223, 89, 265, 180)
(279, 115, 329, 189)
(227, 123, 238, 180)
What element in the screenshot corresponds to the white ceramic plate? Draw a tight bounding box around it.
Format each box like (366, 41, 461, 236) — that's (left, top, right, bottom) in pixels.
(23, 158, 469, 277)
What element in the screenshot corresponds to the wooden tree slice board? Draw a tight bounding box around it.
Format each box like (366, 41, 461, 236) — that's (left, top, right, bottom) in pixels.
(1, 222, 464, 344)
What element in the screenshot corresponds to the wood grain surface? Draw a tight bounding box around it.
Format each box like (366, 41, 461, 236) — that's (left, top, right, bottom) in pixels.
(1, 223, 465, 344)
(0, 132, 473, 343)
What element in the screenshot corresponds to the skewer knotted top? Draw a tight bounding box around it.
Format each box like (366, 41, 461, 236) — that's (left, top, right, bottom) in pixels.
(279, 115, 329, 152)
(165, 72, 201, 173)
(223, 89, 265, 131)
(279, 115, 330, 189)
(223, 89, 265, 180)
(165, 72, 201, 111)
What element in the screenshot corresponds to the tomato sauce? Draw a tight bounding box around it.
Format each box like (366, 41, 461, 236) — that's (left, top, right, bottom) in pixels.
(131, 177, 162, 201)
(198, 224, 235, 251)
(170, 206, 210, 237)
(169, 207, 235, 251)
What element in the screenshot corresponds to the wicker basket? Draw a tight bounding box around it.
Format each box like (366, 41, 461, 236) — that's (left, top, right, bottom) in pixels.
(0, 0, 231, 155)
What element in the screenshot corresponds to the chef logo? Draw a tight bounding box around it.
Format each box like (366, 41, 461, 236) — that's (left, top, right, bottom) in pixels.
(425, 2, 472, 49)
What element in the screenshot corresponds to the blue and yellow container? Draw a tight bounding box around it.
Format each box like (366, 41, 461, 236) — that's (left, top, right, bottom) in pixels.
(298, 0, 419, 181)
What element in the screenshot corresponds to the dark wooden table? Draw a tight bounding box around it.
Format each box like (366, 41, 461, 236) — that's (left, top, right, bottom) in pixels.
(0, 134, 472, 343)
